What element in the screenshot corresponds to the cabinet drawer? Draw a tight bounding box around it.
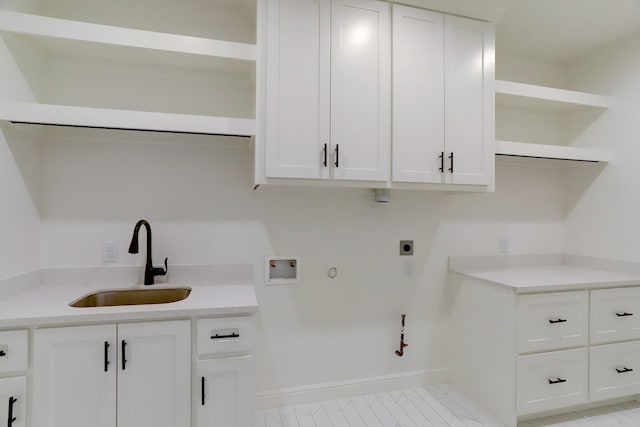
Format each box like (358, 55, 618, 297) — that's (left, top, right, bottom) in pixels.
(590, 341, 640, 401)
(0, 330, 28, 374)
(197, 316, 254, 356)
(516, 348, 588, 415)
(517, 291, 588, 353)
(590, 287, 640, 344)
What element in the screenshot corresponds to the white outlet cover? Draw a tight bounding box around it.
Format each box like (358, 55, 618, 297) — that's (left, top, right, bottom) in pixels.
(102, 242, 118, 263)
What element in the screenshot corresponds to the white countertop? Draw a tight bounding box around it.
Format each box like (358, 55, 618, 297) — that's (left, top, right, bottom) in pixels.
(0, 266, 258, 328)
(449, 254, 640, 293)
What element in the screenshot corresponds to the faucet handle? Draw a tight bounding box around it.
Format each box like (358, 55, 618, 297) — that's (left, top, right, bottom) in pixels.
(152, 257, 168, 277)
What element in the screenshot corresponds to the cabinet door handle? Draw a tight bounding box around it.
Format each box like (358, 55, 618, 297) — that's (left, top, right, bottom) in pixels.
(121, 340, 127, 371)
(211, 333, 240, 340)
(8, 396, 17, 427)
(104, 341, 110, 372)
(548, 377, 567, 384)
(616, 312, 633, 317)
(323, 144, 328, 168)
(549, 318, 567, 324)
(616, 367, 633, 374)
(334, 144, 339, 168)
(439, 152, 444, 173)
(0, 350, 5, 357)
(448, 152, 454, 173)
(201, 376, 206, 406)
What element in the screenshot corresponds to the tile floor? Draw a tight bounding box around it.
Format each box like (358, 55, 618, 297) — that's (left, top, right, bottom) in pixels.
(256, 384, 640, 427)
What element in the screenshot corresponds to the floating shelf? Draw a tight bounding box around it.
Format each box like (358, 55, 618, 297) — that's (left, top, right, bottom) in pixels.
(495, 80, 612, 113)
(495, 140, 611, 163)
(0, 103, 256, 137)
(0, 11, 257, 62)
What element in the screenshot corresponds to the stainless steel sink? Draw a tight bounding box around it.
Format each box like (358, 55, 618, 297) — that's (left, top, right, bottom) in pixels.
(69, 287, 191, 308)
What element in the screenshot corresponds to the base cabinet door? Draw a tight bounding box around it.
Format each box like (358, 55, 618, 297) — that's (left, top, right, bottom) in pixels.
(33, 325, 117, 427)
(196, 355, 253, 427)
(0, 377, 27, 427)
(117, 320, 191, 427)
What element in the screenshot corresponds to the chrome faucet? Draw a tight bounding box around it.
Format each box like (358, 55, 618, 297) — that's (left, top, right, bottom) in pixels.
(128, 219, 168, 286)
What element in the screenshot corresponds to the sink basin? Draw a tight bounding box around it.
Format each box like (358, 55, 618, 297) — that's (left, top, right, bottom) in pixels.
(70, 287, 191, 308)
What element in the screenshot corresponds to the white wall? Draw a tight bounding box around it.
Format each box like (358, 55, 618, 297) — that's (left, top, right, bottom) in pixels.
(0, 124, 42, 279)
(35, 127, 565, 392)
(565, 32, 640, 261)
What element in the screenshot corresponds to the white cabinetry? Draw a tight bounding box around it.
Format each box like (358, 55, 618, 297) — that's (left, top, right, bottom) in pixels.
(194, 316, 255, 427)
(0, 0, 257, 136)
(265, 0, 390, 182)
(33, 320, 190, 427)
(0, 330, 28, 427)
(450, 275, 640, 426)
(0, 377, 26, 427)
(392, 5, 494, 186)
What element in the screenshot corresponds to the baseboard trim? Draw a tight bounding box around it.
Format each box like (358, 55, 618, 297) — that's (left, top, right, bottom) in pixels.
(256, 368, 449, 409)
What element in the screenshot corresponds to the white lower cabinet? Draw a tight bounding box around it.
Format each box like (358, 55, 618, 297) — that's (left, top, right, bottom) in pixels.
(517, 348, 588, 415)
(196, 356, 253, 427)
(0, 377, 26, 427)
(194, 315, 255, 427)
(590, 341, 640, 401)
(33, 320, 190, 427)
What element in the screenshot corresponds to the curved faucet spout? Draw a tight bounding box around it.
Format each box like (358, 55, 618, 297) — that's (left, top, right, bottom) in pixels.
(128, 219, 167, 285)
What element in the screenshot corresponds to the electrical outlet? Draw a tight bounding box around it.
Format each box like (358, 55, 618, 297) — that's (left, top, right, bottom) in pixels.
(403, 260, 415, 278)
(102, 242, 118, 263)
(499, 237, 509, 254)
(400, 240, 414, 256)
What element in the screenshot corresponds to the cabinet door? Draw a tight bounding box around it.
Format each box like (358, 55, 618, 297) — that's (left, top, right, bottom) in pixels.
(0, 377, 26, 427)
(117, 320, 191, 427)
(32, 325, 117, 427)
(331, 0, 390, 182)
(392, 6, 444, 184)
(265, 0, 331, 179)
(195, 355, 253, 427)
(444, 15, 494, 185)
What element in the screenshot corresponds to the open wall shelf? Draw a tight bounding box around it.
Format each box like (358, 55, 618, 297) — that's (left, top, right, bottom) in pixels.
(495, 140, 611, 163)
(0, 4, 257, 137)
(495, 80, 612, 163)
(496, 80, 612, 112)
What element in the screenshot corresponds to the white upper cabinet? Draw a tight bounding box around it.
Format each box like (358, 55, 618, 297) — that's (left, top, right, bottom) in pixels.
(392, 6, 494, 186)
(330, 0, 391, 182)
(265, 0, 390, 182)
(392, 6, 444, 183)
(265, 0, 330, 179)
(444, 15, 494, 185)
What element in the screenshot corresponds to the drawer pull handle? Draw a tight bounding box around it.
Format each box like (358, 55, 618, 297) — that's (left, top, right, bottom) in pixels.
(121, 340, 127, 371)
(616, 312, 633, 317)
(549, 318, 567, 324)
(8, 396, 17, 427)
(211, 333, 240, 340)
(104, 341, 110, 372)
(0, 350, 5, 357)
(616, 367, 633, 374)
(201, 376, 206, 406)
(548, 377, 567, 385)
